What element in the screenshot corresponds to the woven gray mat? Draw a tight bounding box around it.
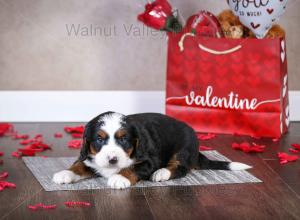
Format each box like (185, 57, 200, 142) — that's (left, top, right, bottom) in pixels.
(23, 151, 262, 191)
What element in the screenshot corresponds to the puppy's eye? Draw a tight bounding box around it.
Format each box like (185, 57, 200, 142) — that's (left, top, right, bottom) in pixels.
(97, 136, 105, 143)
(119, 136, 127, 143)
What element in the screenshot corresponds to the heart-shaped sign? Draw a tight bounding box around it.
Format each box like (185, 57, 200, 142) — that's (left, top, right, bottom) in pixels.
(227, 0, 288, 38)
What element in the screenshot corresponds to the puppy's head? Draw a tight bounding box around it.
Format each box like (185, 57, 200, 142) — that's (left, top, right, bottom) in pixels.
(80, 112, 136, 170)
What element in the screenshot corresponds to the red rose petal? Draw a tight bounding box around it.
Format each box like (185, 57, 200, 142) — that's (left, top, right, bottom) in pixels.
(67, 140, 82, 149)
(28, 203, 57, 211)
(0, 171, 8, 179)
(18, 149, 36, 156)
(291, 144, 300, 151)
(288, 148, 299, 154)
(0, 151, 4, 156)
(199, 145, 213, 151)
(13, 133, 29, 140)
(54, 133, 63, 138)
(0, 181, 16, 191)
(64, 126, 84, 134)
(71, 133, 83, 138)
(197, 133, 216, 141)
(64, 201, 91, 208)
(11, 151, 21, 158)
(0, 123, 13, 137)
(277, 152, 299, 165)
(232, 142, 265, 153)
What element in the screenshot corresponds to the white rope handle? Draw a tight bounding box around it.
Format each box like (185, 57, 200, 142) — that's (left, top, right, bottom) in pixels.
(178, 32, 242, 55)
(198, 44, 242, 55)
(178, 33, 195, 52)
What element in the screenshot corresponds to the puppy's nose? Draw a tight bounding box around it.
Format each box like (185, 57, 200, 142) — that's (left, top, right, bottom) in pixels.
(108, 156, 118, 165)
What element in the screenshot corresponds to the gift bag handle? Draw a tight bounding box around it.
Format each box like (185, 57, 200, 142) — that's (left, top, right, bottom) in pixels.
(178, 33, 242, 55)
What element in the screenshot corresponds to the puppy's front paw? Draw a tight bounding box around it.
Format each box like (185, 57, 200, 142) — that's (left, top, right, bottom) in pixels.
(151, 168, 171, 182)
(52, 170, 81, 184)
(107, 174, 131, 189)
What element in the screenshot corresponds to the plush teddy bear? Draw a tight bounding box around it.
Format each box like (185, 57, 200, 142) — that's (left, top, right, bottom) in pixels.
(218, 10, 285, 39)
(217, 10, 246, 39)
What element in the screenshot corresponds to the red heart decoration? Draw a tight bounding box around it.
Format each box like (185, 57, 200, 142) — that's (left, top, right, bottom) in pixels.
(267, 8, 274, 14)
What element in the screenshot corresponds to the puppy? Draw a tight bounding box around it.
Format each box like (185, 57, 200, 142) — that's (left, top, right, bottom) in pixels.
(53, 112, 252, 189)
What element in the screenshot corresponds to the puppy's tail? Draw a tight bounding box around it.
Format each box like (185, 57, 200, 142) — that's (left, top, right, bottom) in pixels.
(197, 152, 252, 171)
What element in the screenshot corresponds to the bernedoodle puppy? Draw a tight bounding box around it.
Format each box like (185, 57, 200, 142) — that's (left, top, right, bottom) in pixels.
(53, 112, 252, 189)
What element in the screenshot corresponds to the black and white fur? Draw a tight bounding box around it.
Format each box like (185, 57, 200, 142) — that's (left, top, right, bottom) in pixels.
(53, 112, 252, 189)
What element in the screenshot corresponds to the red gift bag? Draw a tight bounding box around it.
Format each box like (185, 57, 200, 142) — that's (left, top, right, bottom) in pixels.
(166, 30, 289, 138)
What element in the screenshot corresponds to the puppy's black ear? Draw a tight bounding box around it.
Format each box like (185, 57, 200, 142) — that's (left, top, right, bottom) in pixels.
(78, 123, 91, 161)
(131, 123, 156, 161)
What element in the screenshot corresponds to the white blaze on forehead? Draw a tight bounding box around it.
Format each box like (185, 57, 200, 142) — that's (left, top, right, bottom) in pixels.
(100, 113, 124, 137)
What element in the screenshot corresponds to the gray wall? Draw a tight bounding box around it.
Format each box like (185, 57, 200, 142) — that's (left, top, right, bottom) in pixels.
(0, 0, 299, 90)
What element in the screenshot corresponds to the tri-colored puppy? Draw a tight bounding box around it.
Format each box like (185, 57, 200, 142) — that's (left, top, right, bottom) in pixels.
(53, 112, 252, 189)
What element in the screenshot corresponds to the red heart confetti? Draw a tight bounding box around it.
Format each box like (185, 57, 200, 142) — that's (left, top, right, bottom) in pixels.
(0, 123, 13, 137)
(64, 126, 84, 134)
(197, 133, 216, 141)
(291, 144, 300, 151)
(28, 203, 57, 211)
(0, 181, 16, 191)
(0, 171, 8, 179)
(54, 133, 63, 138)
(232, 142, 265, 153)
(67, 140, 82, 149)
(288, 148, 299, 154)
(277, 152, 299, 165)
(199, 146, 213, 151)
(64, 201, 91, 208)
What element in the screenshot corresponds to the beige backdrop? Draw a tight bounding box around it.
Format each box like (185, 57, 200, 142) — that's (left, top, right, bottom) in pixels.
(0, 0, 299, 90)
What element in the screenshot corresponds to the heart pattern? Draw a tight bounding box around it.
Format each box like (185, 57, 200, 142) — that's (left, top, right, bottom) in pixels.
(228, 0, 289, 38)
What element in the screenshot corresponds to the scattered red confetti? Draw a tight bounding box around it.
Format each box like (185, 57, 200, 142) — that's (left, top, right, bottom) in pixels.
(0, 123, 13, 137)
(64, 126, 84, 134)
(13, 133, 29, 140)
(197, 133, 216, 141)
(11, 151, 21, 158)
(64, 201, 91, 208)
(34, 134, 43, 139)
(67, 140, 82, 149)
(288, 148, 299, 154)
(0, 172, 8, 179)
(15, 135, 51, 158)
(199, 145, 213, 151)
(232, 142, 265, 153)
(291, 144, 300, 151)
(18, 149, 36, 156)
(71, 133, 83, 138)
(54, 133, 63, 138)
(277, 152, 299, 165)
(0, 151, 4, 156)
(28, 203, 57, 211)
(0, 181, 16, 191)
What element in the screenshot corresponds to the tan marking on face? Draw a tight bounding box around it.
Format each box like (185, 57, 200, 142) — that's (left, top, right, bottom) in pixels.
(166, 154, 181, 178)
(115, 129, 126, 139)
(119, 168, 138, 185)
(90, 144, 97, 155)
(69, 161, 93, 177)
(98, 129, 108, 139)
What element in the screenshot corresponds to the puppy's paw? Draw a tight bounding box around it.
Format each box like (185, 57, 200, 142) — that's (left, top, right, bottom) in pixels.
(52, 170, 81, 184)
(107, 174, 131, 189)
(151, 168, 171, 182)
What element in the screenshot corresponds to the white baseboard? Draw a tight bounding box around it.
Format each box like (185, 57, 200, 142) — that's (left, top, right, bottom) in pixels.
(0, 91, 299, 122)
